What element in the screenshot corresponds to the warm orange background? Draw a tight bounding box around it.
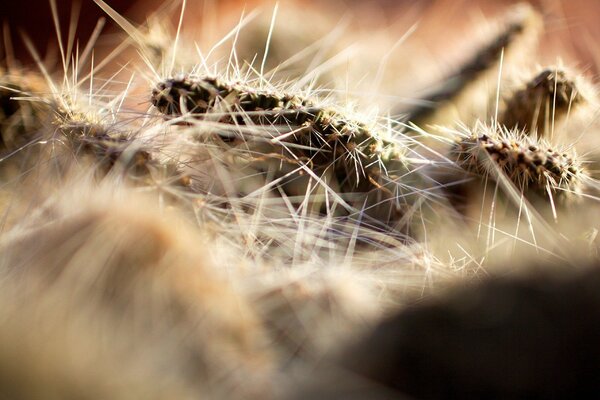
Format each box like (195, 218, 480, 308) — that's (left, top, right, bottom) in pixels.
(3, 0, 600, 75)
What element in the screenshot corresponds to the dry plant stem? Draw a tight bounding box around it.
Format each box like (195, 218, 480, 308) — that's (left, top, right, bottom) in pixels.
(499, 68, 583, 137)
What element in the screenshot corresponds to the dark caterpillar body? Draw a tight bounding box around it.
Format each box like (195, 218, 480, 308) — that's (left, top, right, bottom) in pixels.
(152, 75, 424, 230)
(451, 127, 583, 200)
(500, 69, 584, 137)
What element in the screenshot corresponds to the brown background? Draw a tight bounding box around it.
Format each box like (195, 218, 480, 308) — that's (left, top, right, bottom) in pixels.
(3, 0, 600, 75)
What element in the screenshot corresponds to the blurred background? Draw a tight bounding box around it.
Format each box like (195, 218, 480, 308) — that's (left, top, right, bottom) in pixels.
(0, 0, 600, 71)
(2, 1, 599, 80)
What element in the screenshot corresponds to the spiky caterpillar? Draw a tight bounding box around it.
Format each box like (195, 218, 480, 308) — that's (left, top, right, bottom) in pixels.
(55, 109, 143, 169)
(451, 124, 584, 201)
(404, 3, 541, 126)
(151, 75, 422, 230)
(0, 69, 157, 182)
(38, 96, 190, 189)
(151, 76, 311, 120)
(499, 68, 584, 137)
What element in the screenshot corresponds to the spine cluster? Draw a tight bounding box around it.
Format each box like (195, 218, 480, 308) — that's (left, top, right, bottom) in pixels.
(151, 76, 400, 168)
(452, 126, 583, 198)
(152, 75, 417, 227)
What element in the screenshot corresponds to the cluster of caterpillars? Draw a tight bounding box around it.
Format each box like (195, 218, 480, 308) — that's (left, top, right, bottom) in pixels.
(0, 3, 592, 234)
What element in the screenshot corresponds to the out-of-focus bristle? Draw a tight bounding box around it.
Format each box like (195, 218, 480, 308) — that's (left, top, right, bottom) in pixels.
(500, 67, 588, 137)
(405, 2, 542, 127)
(0, 285, 201, 400)
(246, 268, 381, 360)
(0, 182, 274, 399)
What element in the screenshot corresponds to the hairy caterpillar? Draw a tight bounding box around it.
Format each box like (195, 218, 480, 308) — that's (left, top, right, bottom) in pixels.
(451, 124, 584, 199)
(499, 68, 586, 137)
(151, 74, 430, 232)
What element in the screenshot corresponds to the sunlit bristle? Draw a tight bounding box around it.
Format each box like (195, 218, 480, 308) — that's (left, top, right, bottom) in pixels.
(230, 3, 339, 78)
(451, 123, 585, 200)
(150, 73, 430, 232)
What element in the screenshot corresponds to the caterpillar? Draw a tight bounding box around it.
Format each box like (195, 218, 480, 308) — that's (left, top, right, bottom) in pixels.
(151, 74, 429, 232)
